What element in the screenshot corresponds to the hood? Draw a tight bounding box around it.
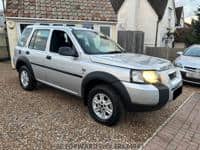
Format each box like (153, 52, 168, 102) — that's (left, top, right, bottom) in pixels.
(90, 53, 172, 71)
(176, 55, 200, 68)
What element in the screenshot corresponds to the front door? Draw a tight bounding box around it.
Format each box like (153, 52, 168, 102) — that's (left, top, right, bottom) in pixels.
(45, 30, 82, 95)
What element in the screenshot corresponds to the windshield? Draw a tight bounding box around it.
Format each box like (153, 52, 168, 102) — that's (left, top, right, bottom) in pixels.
(72, 29, 125, 54)
(184, 46, 200, 57)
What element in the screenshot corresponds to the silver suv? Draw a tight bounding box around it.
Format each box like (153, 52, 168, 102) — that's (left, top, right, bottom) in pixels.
(14, 25, 183, 126)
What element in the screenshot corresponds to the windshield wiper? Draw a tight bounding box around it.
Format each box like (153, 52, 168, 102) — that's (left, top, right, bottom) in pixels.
(105, 51, 123, 54)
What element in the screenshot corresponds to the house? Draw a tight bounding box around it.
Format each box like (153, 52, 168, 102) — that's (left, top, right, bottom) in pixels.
(111, 0, 176, 48)
(174, 6, 186, 48)
(184, 22, 192, 28)
(5, 0, 117, 67)
(174, 23, 192, 48)
(175, 6, 184, 28)
(174, 28, 191, 48)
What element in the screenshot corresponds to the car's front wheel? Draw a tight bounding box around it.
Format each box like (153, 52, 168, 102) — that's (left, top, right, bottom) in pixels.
(19, 66, 37, 91)
(87, 85, 124, 126)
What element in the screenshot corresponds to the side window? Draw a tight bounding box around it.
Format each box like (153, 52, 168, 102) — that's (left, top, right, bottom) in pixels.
(100, 26, 111, 37)
(50, 30, 74, 53)
(29, 29, 50, 51)
(17, 28, 33, 47)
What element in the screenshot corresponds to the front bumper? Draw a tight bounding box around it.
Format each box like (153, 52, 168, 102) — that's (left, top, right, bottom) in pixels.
(179, 68, 200, 85)
(122, 68, 183, 111)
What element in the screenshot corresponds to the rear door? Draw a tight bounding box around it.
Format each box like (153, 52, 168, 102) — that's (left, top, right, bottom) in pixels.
(26, 29, 50, 81)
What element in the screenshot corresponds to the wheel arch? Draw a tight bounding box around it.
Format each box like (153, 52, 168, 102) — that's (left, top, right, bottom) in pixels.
(16, 56, 33, 72)
(81, 71, 132, 110)
(16, 57, 36, 81)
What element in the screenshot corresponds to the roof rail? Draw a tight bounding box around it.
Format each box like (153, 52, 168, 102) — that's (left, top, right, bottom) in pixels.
(32, 23, 65, 26)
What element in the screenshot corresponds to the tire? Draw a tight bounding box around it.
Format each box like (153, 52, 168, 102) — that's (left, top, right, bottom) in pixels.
(87, 85, 124, 126)
(19, 65, 37, 91)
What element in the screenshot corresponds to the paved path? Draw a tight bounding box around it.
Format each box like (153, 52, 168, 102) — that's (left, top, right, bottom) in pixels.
(142, 93, 200, 150)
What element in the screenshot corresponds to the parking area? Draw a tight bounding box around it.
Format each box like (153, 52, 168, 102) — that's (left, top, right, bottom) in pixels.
(142, 93, 200, 150)
(0, 62, 199, 149)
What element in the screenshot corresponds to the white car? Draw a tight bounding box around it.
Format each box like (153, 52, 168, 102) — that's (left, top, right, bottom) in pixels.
(175, 45, 200, 85)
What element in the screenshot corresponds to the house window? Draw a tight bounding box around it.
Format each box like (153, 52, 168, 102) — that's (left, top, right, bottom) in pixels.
(20, 24, 32, 33)
(40, 23, 49, 26)
(82, 22, 94, 29)
(67, 24, 75, 27)
(53, 24, 64, 26)
(100, 26, 111, 37)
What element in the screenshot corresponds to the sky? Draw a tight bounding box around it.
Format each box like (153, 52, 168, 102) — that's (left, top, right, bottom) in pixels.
(0, 0, 199, 18)
(175, 0, 200, 17)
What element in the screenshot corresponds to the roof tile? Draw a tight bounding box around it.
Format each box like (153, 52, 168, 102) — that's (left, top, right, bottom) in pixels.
(6, 0, 117, 22)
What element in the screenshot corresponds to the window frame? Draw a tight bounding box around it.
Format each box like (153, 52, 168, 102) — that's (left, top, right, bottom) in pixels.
(99, 25, 112, 38)
(28, 29, 50, 51)
(72, 29, 124, 55)
(183, 46, 200, 57)
(49, 29, 79, 55)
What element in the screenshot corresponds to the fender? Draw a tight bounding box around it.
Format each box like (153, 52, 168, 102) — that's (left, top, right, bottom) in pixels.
(16, 56, 35, 80)
(81, 71, 132, 110)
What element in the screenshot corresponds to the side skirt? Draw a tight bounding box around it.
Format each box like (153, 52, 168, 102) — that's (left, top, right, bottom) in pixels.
(37, 79, 80, 97)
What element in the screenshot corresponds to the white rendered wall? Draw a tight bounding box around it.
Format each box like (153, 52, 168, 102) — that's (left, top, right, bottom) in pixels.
(136, 0, 158, 47)
(157, 0, 176, 47)
(117, 0, 138, 31)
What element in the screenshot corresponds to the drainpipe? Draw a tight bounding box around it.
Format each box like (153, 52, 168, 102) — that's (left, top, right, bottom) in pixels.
(2, 0, 10, 59)
(155, 19, 159, 47)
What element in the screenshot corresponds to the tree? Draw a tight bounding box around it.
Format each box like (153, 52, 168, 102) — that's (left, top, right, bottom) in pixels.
(185, 7, 200, 46)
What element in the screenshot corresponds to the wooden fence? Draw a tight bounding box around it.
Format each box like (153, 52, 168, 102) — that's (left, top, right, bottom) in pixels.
(118, 31, 144, 54)
(145, 47, 185, 61)
(0, 32, 9, 61)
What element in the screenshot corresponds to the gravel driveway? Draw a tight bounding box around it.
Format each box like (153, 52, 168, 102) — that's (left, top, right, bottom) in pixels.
(0, 62, 199, 149)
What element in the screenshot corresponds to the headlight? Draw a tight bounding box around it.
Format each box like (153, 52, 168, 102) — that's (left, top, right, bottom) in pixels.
(143, 71, 160, 84)
(174, 62, 183, 68)
(131, 70, 160, 84)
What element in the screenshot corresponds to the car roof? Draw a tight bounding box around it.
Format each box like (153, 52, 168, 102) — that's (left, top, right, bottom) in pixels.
(26, 25, 94, 32)
(190, 44, 200, 48)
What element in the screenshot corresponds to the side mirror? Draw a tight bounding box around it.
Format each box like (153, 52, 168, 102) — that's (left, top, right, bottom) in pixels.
(58, 47, 78, 57)
(176, 51, 183, 56)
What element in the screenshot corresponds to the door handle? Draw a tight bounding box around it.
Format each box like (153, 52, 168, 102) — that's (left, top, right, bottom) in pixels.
(46, 55, 52, 60)
(25, 51, 30, 55)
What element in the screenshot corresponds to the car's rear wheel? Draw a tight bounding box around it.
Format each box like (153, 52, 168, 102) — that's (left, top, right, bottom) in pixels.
(19, 66, 36, 90)
(87, 85, 124, 126)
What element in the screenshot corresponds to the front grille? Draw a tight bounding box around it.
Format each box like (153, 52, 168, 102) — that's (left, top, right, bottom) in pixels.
(169, 72, 176, 80)
(181, 72, 200, 83)
(184, 66, 197, 72)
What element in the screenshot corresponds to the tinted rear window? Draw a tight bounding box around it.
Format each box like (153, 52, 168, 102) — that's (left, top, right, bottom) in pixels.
(17, 28, 33, 47)
(28, 29, 50, 51)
